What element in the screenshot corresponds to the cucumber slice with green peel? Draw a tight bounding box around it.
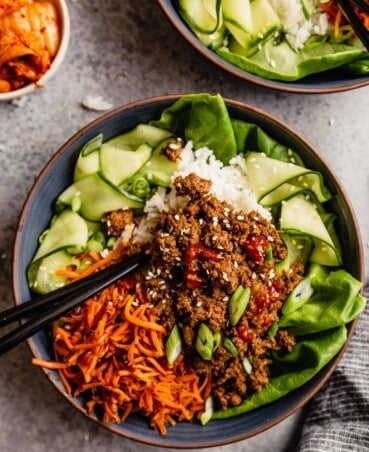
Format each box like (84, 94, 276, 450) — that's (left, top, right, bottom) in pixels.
(203, 0, 222, 19)
(276, 233, 313, 272)
(279, 194, 342, 266)
(32, 209, 89, 262)
(260, 172, 331, 206)
(57, 173, 143, 221)
(137, 138, 180, 187)
(80, 133, 103, 156)
(178, 0, 219, 33)
(99, 142, 152, 186)
(107, 124, 173, 151)
(222, 0, 252, 46)
(245, 152, 311, 201)
(74, 149, 100, 181)
(250, 0, 280, 36)
(193, 25, 228, 49)
(300, 0, 316, 19)
(27, 250, 81, 295)
(310, 238, 341, 266)
(224, 0, 280, 49)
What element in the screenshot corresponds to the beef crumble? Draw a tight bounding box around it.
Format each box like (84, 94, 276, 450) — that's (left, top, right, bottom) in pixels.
(138, 173, 302, 411)
(101, 208, 134, 238)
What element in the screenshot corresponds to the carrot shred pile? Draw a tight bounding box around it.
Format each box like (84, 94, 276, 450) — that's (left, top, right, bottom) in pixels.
(32, 274, 211, 435)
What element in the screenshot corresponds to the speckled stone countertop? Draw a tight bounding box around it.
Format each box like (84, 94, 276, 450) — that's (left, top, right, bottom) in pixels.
(1, 1, 369, 451)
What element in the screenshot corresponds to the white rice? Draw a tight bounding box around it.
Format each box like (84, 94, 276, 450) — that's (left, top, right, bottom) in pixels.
(269, 0, 329, 50)
(133, 141, 271, 244)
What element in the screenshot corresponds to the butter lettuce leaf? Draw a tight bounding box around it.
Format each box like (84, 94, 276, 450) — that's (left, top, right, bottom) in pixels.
(278, 268, 366, 335)
(217, 40, 368, 81)
(149, 93, 237, 164)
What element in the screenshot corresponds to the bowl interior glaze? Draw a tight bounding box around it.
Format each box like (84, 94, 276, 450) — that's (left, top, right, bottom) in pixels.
(157, 0, 369, 94)
(12, 95, 364, 448)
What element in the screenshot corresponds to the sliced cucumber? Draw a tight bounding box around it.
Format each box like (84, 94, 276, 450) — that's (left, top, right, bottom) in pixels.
(80, 133, 103, 156)
(99, 142, 152, 186)
(310, 238, 341, 266)
(107, 124, 173, 151)
(178, 0, 219, 33)
(245, 152, 310, 201)
(260, 172, 331, 206)
(32, 209, 89, 262)
(279, 194, 341, 266)
(224, 0, 280, 48)
(193, 25, 228, 49)
(137, 138, 180, 187)
(250, 0, 280, 36)
(300, 0, 316, 19)
(74, 149, 100, 181)
(56, 173, 143, 221)
(222, 0, 252, 46)
(276, 233, 313, 272)
(27, 250, 80, 295)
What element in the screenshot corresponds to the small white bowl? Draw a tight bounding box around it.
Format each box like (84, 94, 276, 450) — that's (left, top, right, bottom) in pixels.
(0, 0, 70, 101)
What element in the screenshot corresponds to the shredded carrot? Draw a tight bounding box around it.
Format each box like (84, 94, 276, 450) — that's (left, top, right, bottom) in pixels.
(32, 274, 210, 435)
(319, 1, 369, 38)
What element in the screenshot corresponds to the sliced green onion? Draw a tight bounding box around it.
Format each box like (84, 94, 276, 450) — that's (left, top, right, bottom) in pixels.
(196, 323, 214, 361)
(229, 285, 251, 326)
(282, 277, 313, 315)
(242, 357, 253, 375)
(223, 337, 238, 356)
(213, 331, 222, 351)
(166, 324, 182, 365)
(200, 396, 214, 425)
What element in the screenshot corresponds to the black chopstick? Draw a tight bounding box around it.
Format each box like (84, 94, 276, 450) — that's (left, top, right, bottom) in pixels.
(0, 252, 150, 356)
(337, 0, 369, 52)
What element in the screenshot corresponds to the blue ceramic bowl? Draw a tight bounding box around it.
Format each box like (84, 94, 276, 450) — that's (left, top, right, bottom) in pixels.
(12, 95, 364, 447)
(157, 0, 369, 94)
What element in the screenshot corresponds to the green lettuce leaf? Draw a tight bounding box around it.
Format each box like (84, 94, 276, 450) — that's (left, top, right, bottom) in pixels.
(149, 93, 237, 164)
(217, 40, 368, 81)
(278, 268, 366, 335)
(231, 119, 303, 164)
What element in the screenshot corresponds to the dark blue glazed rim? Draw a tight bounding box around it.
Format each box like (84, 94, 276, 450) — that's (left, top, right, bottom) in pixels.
(12, 95, 364, 448)
(157, 0, 369, 94)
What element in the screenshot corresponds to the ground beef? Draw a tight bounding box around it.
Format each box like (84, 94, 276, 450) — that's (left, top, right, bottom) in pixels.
(101, 208, 134, 237)
(161, 137, 184, 162)
(140, 174, 303, 411)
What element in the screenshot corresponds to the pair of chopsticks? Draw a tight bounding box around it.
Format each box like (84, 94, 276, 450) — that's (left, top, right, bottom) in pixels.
(0, 252, 150, 356)
(337, 0, 369, 52)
